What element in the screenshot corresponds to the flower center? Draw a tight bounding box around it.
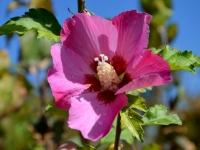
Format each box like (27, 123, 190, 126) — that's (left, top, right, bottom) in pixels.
(94, 54, 121, 91)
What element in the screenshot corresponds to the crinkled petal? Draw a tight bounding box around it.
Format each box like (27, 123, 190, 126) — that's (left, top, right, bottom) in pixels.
(47, 44, 92, 110)
(68, 93, 128, 141)
(112, 10, 152, 69)
(61, 12, 118, 64)
(116, 50, 172, 94)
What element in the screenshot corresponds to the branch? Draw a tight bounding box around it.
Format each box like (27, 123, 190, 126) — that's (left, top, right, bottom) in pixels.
(77, 0, 86, 13)
(114, 114, 121, 150)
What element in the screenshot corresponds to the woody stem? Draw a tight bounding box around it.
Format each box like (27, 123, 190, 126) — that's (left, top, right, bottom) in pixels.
(114, 113, 121, 150)
(77, 0, 86, 13)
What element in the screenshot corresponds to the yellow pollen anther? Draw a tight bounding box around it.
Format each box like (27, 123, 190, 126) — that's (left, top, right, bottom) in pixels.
(94, 54, 120, 90)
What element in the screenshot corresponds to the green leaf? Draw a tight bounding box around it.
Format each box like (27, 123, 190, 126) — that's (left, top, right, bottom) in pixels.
(45, 104, 68, 118)
(0, 8, 61, 41)
(120, 95, 147, 142)
(100, 119, 134, 144)
(126, 87, 152, 96)
(142, 143, 161, 150)
(121, 129, 134, 144)
(77, 143, 95, 150)
(152, 45, 200, 73)
(126, 95, 148, 112)
(120, 108, 144, 142)
(142, 105, 182, 125)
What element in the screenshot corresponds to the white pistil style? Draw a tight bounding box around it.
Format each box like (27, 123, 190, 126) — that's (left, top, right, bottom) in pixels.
(94, 54, 120, 91)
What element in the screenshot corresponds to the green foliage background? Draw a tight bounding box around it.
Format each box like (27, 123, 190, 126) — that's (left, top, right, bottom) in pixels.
(0, 0, 200, 150)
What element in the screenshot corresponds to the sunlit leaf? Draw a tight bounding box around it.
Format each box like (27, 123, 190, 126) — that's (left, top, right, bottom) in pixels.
(0, 8, 61, 41)
(120, 95, 147, 142)
(152, 45, 200, 73)
(120, 108, 144, 142)
(142, 105, 182, 125)
(126, 95, 148, 112)
(126, 87, 152, 96)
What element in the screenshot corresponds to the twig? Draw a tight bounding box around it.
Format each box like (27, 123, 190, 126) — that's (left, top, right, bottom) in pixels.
(77, 0, 86, 13)
(114, 114, 121, 150)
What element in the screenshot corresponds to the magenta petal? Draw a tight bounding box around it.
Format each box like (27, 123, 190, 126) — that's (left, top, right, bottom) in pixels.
(131, 50, 171, 79)
(47, 44, 92, 110)
(61, 12, 118, 64)
(50, 44, 92, 76)
(116, 50, 172, 94)
(112, 10, 152, 68)
(68, 93, 128, 141)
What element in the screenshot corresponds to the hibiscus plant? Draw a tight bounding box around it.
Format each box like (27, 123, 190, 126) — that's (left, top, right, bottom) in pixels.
(0, 1, 200, 150)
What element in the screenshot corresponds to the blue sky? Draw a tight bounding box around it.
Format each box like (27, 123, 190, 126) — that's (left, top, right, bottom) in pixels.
(0, 0, 200, 94)
(1, 0, 200, 60)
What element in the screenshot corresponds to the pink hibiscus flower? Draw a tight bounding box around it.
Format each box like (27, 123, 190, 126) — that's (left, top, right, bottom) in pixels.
(47, 10, 172, 141)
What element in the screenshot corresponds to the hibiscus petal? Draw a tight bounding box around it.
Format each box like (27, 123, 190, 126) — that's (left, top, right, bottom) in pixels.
(116, 50, 172, 94)
(112, 10, 152, 69)
(61, 12, 118, 64)
(68, 93, 128, 141)
(47, 44, 92, 110)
